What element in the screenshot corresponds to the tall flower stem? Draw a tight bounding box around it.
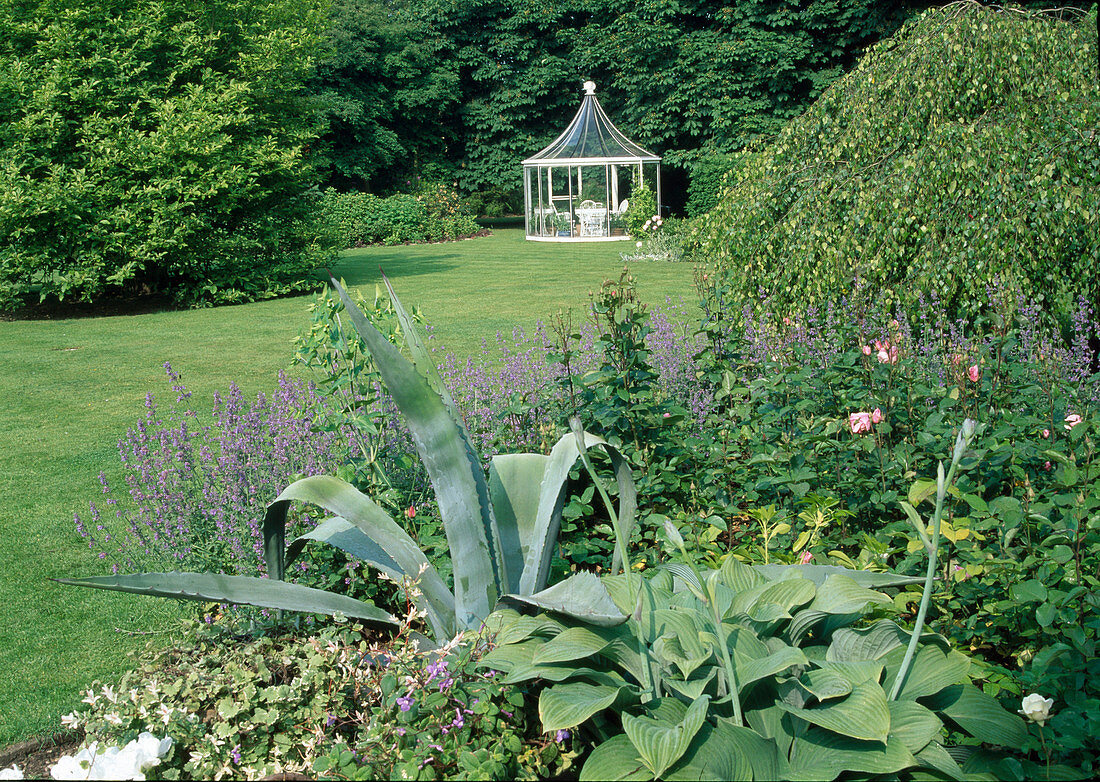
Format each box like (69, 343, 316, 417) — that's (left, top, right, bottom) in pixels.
(570, 418, 658, 703)
(890, 419, 975, 701)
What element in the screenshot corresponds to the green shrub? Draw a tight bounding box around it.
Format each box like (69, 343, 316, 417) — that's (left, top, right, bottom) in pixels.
(684, 152, 737, 217)
(622, 185, 657, 239)
(319, 182, 480, 247)
(0, 0, 334, 310)
(689, 2, 1100, 327)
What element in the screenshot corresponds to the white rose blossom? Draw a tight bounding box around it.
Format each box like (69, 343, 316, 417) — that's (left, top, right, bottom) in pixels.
(1019, 693, 1054, 726)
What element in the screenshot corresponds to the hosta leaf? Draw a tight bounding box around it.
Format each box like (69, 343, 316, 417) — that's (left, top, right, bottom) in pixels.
(715, 718, 789, 780)
(533, 625, 622, 665)
(622, 696, 709, 779)
(331, 276, 496, 629)
(720, 555, 766, 592)
(799, 668, 853, 702)
(267, 476, 454, 640)
(484, 610, 563, 645)
(883, 644, 970, 700)
(777, 680, 891, 743)
(731, 577, 816, 621)
(579, 735, 649, 781)
(664, 720, 754, 781)
(662, 668, 717, 701)
(55, 572, 398, 627)
(539, 681, 632, 731)
(827, 620, 909, 662)
(501, 572, 627, 626)
(888, 700, 943, 753)
(736, 645, 809, 694)
(808, 574, 892, 614)
(915, 741, 965, 780)
(921, 683, 1027, 747)
(788, 727, 917, 781)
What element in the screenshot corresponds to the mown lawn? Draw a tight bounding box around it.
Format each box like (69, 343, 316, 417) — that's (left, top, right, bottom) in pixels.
(0, 229, 697, 744)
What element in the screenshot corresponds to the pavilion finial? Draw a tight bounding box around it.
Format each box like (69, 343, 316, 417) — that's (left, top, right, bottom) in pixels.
(583, 80, 596, 95)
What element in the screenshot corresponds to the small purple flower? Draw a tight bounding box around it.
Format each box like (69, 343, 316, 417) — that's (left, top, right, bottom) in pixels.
(230, 745, 242, 764)
(555, 729, 570, 743)
(451, 708, 465, 730)
(396, 693, 414, 712)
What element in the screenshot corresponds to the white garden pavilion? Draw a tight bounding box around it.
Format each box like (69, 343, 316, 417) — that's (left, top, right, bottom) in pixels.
(523, 81, 661, 241)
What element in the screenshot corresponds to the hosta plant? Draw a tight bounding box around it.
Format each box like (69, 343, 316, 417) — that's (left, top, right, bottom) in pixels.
(481, 423, 1033, 780)
(58, 275, 637, 643)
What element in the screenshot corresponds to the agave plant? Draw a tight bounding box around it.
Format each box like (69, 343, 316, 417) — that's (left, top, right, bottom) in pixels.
(58, 276, 638, 642)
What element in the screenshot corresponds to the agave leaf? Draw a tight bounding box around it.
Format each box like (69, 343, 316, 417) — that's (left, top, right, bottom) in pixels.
(511, 432, 637, 596)
(267, 476, 454, 639)
(488, 453, 549, 594)
(54, 572, 398, 627)
(754, 563, 926, 588)
(500, 572, 627, 627)
(330, 276, 497, 629)
(381, 273, 467, 432)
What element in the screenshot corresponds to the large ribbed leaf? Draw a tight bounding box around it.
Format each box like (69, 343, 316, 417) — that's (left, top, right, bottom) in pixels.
(533, 625, 623, 665)
(579, 735, 649, 782)
(511, 432, 637, 596)
(887, 700, 942, 753)
(664, 721, 754, 781)
(735, 645, 809, 693)
(882, 644, 970, 701)
(777, 681, 891, 743)
(788, 728, 916, 781)
(501, 572, 628, 627)
(539, 681, 633, 732)
(54, 572, 398, 627)
(622, 696, 709, 779)
(330, 276, 497, 629)
(827, 620, 910, 662)
(921, 684, 1027, 747)
(266, 475, 454, 640)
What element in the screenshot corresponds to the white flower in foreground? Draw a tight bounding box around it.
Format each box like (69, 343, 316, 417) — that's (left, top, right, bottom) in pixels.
(60, 712, 79, 728)
(0, 764, 24, 779)
(1019, 693, 1054, 726)
(50, 733, 173, 781)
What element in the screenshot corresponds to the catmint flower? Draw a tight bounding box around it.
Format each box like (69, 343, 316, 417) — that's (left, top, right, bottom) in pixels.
(1019, 693, 1054, 726)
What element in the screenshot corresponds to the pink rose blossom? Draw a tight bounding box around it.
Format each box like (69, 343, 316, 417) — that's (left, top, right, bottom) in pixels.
(1044, 461, 1052, 471)
(1065, 414, 1083, 431)
(1042, 429, 1050, 439)
(967, 365, 980, 382)
(849, 412, 872, 434)
(799, 551, 812, 565)
(861, 344, 873, 356)
(871, 408, 883, 424)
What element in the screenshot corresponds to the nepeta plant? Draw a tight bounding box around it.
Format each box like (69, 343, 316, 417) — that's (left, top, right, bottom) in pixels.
(75, 365, 349, 578)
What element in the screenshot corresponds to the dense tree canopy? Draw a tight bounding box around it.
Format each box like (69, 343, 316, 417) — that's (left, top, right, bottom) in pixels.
(690, 1, 1100, 326)
(0, 0, 332, 308)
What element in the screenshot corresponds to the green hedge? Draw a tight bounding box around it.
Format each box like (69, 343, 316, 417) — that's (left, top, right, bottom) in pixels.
(320, 182, 480, 247)
(689, 2, 1100, 328)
